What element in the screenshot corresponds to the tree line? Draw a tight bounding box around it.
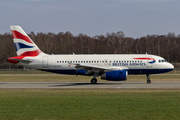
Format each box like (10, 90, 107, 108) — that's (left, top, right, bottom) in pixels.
(0, 31, 180, 69)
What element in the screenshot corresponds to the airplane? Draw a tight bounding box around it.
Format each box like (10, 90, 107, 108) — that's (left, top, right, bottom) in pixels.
(7, 26, 174, 84)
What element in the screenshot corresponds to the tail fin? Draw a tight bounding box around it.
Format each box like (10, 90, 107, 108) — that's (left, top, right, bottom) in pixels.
(10, 26, 42, 57)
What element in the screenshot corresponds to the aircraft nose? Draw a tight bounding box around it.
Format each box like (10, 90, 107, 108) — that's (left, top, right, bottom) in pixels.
(167, 63, 174, 69)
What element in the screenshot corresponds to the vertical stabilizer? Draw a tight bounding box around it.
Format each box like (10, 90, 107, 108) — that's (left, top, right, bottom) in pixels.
(10, 26, 42, 57)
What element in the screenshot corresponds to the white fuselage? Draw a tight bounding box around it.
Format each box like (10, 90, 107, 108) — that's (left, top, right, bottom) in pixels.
(20, 54, 174, 75)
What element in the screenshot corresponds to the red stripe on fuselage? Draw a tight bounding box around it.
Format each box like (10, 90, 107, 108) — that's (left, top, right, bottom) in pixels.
(133, 58, 155, 61)
(11, 30, 33, 43)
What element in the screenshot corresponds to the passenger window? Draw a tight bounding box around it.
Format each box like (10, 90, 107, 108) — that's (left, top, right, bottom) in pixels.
(97, 61, 99, 63)
(60, 61, 61, 63)
(57, 61, 59, 63)
(89, 61, 91, 63)
(62, 61, 64, 63)
(102, 61, 104, 63)
(94, 61, 96, 63)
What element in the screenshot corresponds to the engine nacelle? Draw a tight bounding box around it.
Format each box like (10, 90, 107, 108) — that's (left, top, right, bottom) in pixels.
(101, 70, 127, 81)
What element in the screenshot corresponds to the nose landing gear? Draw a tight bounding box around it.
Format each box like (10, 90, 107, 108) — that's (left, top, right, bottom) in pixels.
(146, 74, 151, 84)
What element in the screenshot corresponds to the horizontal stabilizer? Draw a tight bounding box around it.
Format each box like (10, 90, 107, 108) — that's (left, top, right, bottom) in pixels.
(7, 56, 32, 64)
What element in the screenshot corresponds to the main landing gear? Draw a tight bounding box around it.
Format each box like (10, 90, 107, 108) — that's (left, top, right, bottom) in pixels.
(146, 74, 151, 84)
(91, 78, 97, 84)
(91, 73, 98, 84)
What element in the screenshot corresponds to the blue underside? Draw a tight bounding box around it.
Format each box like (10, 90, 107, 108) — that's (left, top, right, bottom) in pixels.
(40, 68, 174, 75)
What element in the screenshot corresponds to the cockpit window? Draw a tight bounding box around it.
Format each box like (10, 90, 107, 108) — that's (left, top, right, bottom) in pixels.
(159, 59, 167, 63)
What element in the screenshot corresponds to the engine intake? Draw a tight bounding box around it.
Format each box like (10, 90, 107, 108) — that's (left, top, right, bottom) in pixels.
(101, 70, 127, 81)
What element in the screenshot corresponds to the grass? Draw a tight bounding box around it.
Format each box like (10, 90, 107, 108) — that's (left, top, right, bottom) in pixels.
(0, 71, 179, 119)
(0, 70, 48, 74)
(0, 70, 179, 82)
(0, 89, 180, 120)
(0, 74, 179, 82)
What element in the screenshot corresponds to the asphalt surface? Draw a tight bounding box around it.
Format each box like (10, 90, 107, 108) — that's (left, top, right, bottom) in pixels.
(0, 81, 180, 89)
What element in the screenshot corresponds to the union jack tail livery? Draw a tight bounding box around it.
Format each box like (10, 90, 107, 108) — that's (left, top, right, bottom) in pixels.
(8, 26, 46, 64)
(10, 26, 42, 57)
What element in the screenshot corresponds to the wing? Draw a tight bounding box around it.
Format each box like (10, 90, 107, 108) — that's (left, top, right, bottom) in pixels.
(75, 63, 128, 75)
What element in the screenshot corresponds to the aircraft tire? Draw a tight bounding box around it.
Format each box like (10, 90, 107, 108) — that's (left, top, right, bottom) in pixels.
(147, 80, 151, 84)
(91, 78, 97, 84)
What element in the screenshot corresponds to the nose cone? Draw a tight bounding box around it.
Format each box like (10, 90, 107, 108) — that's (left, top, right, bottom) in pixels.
(166, 63, 174, 71)
(169, 63, 174, 69)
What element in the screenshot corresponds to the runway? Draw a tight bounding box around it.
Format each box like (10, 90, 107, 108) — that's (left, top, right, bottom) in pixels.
(0, 81, 180, 89)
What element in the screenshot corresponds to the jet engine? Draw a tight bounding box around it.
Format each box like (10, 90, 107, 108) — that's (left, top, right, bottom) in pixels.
(101, 70, 127, 81)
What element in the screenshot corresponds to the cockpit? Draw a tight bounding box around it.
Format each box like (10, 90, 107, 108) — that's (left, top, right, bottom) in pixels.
(158, 59, 167, 63)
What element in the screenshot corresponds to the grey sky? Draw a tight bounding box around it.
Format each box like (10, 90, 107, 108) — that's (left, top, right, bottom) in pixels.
(0, 0, 180, 38)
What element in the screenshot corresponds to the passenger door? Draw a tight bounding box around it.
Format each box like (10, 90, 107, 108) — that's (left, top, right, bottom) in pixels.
(42, 56, 48, 68)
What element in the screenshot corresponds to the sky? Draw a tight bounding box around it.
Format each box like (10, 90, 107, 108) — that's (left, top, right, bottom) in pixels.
(0, 0, 180, 38)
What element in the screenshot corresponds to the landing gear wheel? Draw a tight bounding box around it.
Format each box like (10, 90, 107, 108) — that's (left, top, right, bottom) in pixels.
(147, 79, 151, 84)
(146, 74, 151, 84)
(91, 78, 97, 84)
